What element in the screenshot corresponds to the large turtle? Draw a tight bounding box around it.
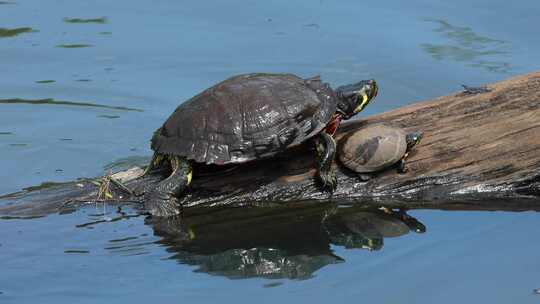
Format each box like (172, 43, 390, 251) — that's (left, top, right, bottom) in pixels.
(144, 73, 378, 216)
(339, 124, 422, 181)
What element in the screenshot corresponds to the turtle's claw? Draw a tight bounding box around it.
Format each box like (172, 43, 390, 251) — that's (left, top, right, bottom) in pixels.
(358, 174, 372, 181)
(318, 170, 338, 192)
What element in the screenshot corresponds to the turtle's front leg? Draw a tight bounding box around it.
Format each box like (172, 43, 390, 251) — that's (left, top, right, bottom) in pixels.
(397, 159, 407, 173)
(144, 156, 192, 217)
(397, 152, 409, 174)
(315, 132, 337, 191)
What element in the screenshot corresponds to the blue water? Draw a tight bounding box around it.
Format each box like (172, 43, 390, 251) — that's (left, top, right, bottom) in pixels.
(1, 0, 540, 303)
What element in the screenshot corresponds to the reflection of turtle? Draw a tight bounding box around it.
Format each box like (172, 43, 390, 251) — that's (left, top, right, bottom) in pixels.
(144, 73, 378, 216)
(147, 206, 346, 280)
(327, 209, 424, 250)
(171, 248, 339, 280)
(146, 205, 426, 279)
(339, 124, 422, 181)
(396, 209, 426, 233)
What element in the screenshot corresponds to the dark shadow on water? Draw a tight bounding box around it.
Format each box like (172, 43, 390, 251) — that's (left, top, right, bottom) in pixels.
(0, 98, 143, 112)
(63, 17, 107, 24)
(146, 205, 426, 280)
(56, 44, 93, 48)
(0, 27, 35, 38)
(0, 214, 44, 220)
(97, 114, 120, 119)
(421, 18, 511, 73)
(64, 249, 90, 254)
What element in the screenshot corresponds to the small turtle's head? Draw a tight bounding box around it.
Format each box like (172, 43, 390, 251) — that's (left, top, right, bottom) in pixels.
(335, 79, 378, 119)
(405, 131, 423, 151)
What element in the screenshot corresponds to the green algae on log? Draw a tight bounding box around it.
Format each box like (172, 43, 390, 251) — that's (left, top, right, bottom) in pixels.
(1, 71, 540, 217)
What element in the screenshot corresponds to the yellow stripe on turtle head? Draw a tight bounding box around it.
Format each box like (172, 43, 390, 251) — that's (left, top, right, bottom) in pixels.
(353, 92, 370, 113)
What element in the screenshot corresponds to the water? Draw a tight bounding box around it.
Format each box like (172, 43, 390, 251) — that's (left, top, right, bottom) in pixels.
(1, 0, 540, 303)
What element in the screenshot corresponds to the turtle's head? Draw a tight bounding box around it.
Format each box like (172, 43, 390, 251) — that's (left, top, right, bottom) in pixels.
(335, 79, 378, 119)
(405, 131, 423, 151)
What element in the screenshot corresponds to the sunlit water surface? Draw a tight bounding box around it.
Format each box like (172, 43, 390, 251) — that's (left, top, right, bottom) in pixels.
(1, 0, 540, 303)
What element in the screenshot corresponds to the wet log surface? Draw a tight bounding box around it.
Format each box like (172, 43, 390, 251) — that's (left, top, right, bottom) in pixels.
(1, 71, 539, 217)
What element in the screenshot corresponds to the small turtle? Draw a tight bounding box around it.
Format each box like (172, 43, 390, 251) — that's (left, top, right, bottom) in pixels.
(339, 124, 422, 181)
(144, 73, 378, 216)
(327, 208, 425, 251)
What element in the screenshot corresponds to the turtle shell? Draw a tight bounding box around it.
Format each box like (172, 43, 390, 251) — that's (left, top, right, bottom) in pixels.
(151, 73, 338, 165)
(339, 124, 407, 173)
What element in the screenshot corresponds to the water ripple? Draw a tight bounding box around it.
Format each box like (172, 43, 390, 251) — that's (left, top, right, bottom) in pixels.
(63, 17, 107, 24)
(105, 235, 156, 256)
(421, 18, 512, 73)
(0, 98, 143, 112)
(56, 44, 93, 48)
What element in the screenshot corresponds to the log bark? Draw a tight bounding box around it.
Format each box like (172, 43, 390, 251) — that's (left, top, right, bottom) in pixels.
(1, 71, 539, 217)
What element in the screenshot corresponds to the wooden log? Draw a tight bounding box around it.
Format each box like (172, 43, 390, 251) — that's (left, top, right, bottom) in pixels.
(1, 71, 539, 217)
(177, 70, 540, 209)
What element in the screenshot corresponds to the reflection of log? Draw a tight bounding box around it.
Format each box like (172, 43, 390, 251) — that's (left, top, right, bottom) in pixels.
(1, 71, 539, 217)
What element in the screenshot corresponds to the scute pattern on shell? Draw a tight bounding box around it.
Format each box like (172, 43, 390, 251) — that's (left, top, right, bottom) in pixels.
(339, 124, 407, 173)
(151, 73, 337, 165)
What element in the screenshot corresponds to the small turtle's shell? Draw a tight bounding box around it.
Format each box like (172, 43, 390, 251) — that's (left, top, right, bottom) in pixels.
(343, 212, 410, 238)
(151, 73, 337, 165)
(339, 124, 407, 173)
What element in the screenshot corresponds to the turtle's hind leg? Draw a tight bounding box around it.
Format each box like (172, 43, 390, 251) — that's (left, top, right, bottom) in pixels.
(315, 132, 337, 191)
(144, 156, 192, 217)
